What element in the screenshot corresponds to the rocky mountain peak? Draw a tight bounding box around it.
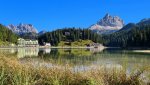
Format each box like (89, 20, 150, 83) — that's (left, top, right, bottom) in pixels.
(7, 23, 38, 35)
(8, 24, 16, 29)
(90, 13, 124, 34)
(98, 13, 124, 27)
(103, 13, 111, 19)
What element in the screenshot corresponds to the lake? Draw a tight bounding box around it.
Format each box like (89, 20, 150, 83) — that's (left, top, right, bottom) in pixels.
(1, 48, 150, 72)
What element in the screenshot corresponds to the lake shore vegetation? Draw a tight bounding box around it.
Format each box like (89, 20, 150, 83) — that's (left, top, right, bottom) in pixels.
(0, 55, 150, 85)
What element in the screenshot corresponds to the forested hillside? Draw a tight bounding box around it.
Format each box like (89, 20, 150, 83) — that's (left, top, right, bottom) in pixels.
(19, 32, 38, 40)
(38, 23, 150, 47)
(1, 18, 149, 48)
(103, 24, 150, 48)
(0, 24, 18, 45)
(38, 28, 103, 46)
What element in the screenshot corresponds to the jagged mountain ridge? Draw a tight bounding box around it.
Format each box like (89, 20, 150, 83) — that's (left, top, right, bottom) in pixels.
(7, 23, 38, 34)
(90, 13, 124, 34)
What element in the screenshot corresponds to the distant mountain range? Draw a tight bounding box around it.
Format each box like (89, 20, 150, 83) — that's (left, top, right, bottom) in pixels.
(7, 23, 38, 34)
(6, 13, 125, 35)
(1, 13, 150, 47)
(119, 18, 150, 32)
(89, 13, 124, 34)
(5, 14, 150, 36)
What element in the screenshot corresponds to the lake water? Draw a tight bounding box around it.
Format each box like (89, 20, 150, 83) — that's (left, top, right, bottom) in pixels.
(1, 48, 150, 72)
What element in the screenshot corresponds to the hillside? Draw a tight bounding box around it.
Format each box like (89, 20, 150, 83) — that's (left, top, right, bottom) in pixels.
(38, 28, 103, 46)
(103, 19, 150, 48)
(19, 32, 38, 40)
(58, 40, 94, 47)
(0, 24, 18, 46)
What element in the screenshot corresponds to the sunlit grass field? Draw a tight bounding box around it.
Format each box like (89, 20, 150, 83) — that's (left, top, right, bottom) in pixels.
(0, 55, 150, 85)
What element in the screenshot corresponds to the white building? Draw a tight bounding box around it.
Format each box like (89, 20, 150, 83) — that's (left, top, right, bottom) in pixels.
(45, 43, 51, 47)
(18, 38, 39, 47)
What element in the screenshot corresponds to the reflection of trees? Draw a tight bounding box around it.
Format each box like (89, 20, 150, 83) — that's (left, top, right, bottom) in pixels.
(39, 48, 150, 67)
(58, 49, 92, 56)
(39, 49, 100, 66)
(1, 48, 150, 69)
(92, 50, 150, 68)
(17, 48, 150, 67)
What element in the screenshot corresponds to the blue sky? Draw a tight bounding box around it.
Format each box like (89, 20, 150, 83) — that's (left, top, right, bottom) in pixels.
(0, 0, 150, 32)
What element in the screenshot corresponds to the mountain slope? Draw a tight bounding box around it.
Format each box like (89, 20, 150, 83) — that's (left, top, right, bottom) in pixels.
(118, 18, 150, 32)
(138, 18, 150, 25)
(38, 30, 46, 35)
(90, 13, 124, 34)
(38, 28, 103, 46)
(118, 23, 136, 32)
(103, 19, 150, 48)
(0, 24, 18, 45)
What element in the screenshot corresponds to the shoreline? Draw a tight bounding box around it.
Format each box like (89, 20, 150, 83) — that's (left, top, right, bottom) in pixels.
(132, 50, 150, 53)
(0, 46, 106, 49)
(0, 46, 150, 52)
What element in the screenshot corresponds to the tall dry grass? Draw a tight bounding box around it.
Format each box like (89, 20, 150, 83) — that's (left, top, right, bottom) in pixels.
(0, 55, 149, 85)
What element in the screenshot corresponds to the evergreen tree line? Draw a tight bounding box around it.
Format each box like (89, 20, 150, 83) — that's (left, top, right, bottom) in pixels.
(0, 24, 18, 44)
(38, 28, 103, 46)
(103, 24, 150, 48)
(0, 22, 150, 48)
(19, 32, 38, 40)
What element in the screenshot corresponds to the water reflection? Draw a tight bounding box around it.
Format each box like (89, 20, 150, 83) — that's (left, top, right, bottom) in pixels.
(0, 48, 16, 54)
(0, 48, 150, 71)
(17, 48, 39, 58)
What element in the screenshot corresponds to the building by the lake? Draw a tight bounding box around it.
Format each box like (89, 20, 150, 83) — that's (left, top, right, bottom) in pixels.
(18, 38, 39, 47)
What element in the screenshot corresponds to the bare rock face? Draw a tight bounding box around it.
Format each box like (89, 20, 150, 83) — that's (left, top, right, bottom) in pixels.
(7, 23, 38, 34)
(90, 13, 124, 34)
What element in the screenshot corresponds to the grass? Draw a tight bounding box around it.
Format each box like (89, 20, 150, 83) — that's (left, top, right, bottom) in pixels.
(0, 41, 11, 46)
(0, 55, 150, 85)
(58, 40, 94, 47)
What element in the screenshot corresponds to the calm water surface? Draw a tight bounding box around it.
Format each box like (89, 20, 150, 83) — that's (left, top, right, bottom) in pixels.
(1, 48, 150, 71)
